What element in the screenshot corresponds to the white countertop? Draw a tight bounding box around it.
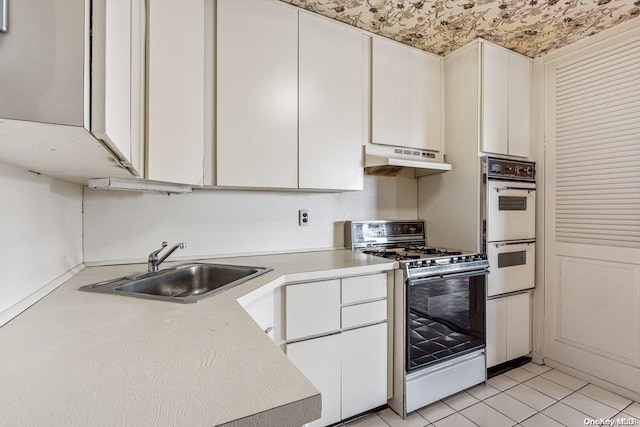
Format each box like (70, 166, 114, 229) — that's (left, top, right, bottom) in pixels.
(0, 250, 396, 427)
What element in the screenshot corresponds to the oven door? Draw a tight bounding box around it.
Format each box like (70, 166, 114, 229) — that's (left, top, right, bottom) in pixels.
(487, 180, 536, 242)
(406, 270, 486, 373)
(486, 240, 535, 297)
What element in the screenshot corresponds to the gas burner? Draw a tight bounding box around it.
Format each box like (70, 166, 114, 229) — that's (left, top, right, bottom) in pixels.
(401, 246, 464, 257)
(364, 250, 399, 258)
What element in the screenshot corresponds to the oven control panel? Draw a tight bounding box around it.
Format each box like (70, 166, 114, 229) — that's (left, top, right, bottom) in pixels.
(487, 157, 535, 181)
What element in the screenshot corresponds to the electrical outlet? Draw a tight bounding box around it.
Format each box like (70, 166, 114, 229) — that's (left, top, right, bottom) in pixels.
(298, 210, 309, 226)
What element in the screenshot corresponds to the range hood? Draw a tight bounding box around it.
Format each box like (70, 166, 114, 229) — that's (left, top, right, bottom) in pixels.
(364, 144, 452, 177)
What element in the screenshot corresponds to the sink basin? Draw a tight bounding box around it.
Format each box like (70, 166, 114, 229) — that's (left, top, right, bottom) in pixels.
(79, 263, 272, 303)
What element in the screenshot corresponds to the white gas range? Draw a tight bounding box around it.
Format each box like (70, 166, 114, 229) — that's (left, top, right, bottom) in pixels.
(345, 220, 489, 417)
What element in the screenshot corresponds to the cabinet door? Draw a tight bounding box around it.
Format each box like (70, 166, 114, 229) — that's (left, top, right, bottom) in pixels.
(372, 37, 411, 148)
(287, 335, 342, 427)
(411, 50, 442, 152)
(92, 0, 145, 176)
(217, 0, 298, 188)
(285, 280, 341, 341)
(298, 13, 363, 191)
(147, 0, 204, 185)
(342, 323, 387, 419)
(486, 297, 507, 367)
(507, 54, 532, 158)
(372, 38, 441, 152)
(481, 43, 509, 155)
(506, 292, 531, 360)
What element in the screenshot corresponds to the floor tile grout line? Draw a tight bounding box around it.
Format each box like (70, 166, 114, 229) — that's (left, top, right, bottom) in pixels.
(538, 370, 590, 392)
(457, 408, 482, 427)
(503, 383, 559, 412)
(561, 385, 624, 419)
(618, 400, 635, 414)
(483, 391, 539, 424)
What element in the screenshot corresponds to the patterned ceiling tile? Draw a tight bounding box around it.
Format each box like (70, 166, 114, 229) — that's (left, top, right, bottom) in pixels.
(279, 0, 640, 57)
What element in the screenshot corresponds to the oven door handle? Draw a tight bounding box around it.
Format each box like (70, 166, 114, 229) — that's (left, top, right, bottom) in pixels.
(407, 269, 489, 286)
(496, 186, 535, 194)
(494, 240, 535, 248)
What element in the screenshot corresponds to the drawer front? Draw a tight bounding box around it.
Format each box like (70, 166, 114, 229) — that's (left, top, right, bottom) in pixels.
(285, 279, 341, 341)
(341, 300, 387, 329)
(406, 351, 486, 413)
(341, 273, 387, 305)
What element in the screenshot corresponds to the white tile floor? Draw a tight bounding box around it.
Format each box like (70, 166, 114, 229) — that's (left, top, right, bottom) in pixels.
(341, 363, 639, 427)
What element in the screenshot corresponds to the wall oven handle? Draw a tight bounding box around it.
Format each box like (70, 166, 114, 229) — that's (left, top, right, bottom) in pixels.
(407, 269, 489, 286)
(495, 241, 534, 248)
(496, 186, 535, 193)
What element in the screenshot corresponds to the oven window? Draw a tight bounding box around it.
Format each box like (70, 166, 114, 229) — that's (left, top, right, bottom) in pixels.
(498, 251, 527, 268)
(499, 196, 527, 211)
(406, 274, 486, 372)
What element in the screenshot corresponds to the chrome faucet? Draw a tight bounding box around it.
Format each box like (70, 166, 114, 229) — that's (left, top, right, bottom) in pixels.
(148, 241, 186, 272)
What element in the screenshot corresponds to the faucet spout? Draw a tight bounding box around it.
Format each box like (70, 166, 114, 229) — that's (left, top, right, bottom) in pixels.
(148, 242, 186, 272)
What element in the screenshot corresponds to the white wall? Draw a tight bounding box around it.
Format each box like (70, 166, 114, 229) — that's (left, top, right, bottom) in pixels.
(83, 175, 418, 264)
(0, 161, 83, 320)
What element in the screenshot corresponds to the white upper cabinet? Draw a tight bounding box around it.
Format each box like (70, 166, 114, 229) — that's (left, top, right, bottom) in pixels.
(298, 13, 363, 191)
(147, 0, 205, 185)
(92, 0, 146, 176)
(372, 37, 442, 152)
(507, 53, 533, 158)
(216, 1, 363, 191)
(216, 0, 299, 189)
(480, 42, 532, 158)
(481, 44, 509, 155)
(0, 0, 145, 182)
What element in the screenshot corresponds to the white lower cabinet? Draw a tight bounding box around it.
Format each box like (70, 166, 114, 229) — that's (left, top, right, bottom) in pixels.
(342, 323, 387, 419)
(287, 334, 342, 427)
(287, 324, 387, 427)
(486, 292, 531, 367)
(283, 273, 388, 426)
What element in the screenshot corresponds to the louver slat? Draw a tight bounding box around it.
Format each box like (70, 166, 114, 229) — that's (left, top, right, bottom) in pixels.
(554, 39, 640, 248)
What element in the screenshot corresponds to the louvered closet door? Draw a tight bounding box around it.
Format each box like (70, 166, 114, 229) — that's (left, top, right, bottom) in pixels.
(545, 33, 640, 399)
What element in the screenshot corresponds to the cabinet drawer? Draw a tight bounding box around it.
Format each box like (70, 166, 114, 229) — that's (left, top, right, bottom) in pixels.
(285, 279, 341, 341)
(341, 300, 387, 329)
(341, 273, 387, 305)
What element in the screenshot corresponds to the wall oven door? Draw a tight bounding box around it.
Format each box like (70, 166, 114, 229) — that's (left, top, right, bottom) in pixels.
(486, 181, 536, 242)
(486, 240, 535, 297)
(406, 270, 486, 373)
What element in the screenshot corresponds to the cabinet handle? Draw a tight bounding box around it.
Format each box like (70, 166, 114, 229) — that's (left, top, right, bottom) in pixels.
(0, 0, 7, 33)
(264, 326, 274, 335)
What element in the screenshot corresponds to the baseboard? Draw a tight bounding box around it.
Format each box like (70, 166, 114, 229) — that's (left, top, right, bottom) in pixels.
(545, 358, 640, 402)
(0, 264, 85, 327)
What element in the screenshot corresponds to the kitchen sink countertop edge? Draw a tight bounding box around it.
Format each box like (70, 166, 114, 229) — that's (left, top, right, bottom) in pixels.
(0, 249, 396, 427)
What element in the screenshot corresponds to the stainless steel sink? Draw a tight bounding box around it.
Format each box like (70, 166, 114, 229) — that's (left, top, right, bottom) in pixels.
(79, 263, 272, 303)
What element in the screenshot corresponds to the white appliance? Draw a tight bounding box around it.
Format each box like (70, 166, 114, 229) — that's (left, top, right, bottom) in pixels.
(363, 144, 452, 177)
(483, 157, 536, 297)
(345, 220, 489, 417)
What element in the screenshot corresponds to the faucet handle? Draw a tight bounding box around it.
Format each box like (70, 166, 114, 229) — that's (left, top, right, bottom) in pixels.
(149, 241, 168, 260)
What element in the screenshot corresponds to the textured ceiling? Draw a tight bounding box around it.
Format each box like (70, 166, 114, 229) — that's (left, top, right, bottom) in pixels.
(279, 0, 640, 57)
